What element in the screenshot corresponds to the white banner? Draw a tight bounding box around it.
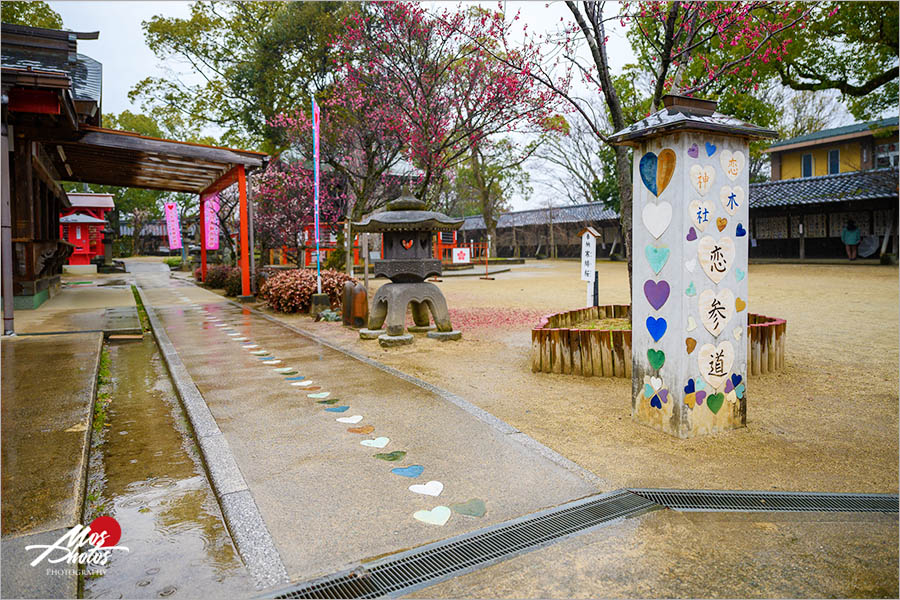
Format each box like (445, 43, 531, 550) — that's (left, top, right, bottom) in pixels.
(452, 247, 470, 264)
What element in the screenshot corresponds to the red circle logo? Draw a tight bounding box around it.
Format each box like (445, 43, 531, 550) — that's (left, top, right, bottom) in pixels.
(88, 516, 121, 547)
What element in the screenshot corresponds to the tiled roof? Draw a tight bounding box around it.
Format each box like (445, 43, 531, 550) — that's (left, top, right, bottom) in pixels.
(609, 106, 776, 145)
(0, 46, 102, 103)
(461, 168, 898, 231)
(67, 193, 114, 209)
(769, 117, 898, 149)
(748, 168, 898, 209)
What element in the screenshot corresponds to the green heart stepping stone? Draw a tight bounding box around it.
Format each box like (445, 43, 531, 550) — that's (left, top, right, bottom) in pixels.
(374, 451, 406, 462)
(450, 498, 486, 517)
(707, 392, 725, 414)
(316, 399, 341, 405)
(647, 349, 665, 370)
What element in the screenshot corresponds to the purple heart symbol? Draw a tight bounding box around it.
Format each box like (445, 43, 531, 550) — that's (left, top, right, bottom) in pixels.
(724, 379, 735, 393)
(643, 280, 670, 311)
(659, 389, 669, 404)
(687, 143, 699, 159)
(696, 391, 707, 405)
(686, 227, 697, 242)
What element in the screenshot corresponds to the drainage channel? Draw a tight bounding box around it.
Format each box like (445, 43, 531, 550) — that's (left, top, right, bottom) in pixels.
(267, 488, 899, 599)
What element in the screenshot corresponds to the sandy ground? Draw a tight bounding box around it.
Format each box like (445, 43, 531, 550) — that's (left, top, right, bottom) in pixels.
(216, 259, 897, 494)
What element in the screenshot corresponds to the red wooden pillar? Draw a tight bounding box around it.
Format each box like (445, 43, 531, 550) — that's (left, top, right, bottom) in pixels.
(237, 165, 250, 296)
(200, 194, 207, 282)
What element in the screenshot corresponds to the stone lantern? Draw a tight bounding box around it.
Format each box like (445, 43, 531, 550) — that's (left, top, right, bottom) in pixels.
(609, 95, 776, 438)
(353, 195, 463, 346)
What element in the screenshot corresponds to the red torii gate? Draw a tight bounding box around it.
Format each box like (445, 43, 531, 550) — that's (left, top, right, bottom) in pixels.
(199, 164, 251, 297)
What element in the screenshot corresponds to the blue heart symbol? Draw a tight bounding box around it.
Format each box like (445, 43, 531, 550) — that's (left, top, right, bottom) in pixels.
(650, 394, 662, 409)
(685, 281, 697, 297)
(735, 383, 746, 399)
(684, 379, 696, 395)
(391, 465, 424, 478)
(645, 245, 670, 275)
(731, 373, 743, 387)
(736, 223, 747, 237)
(324, 406, 349, 413)
(705, 142, 717, 157)
(646, 316, 667, 342)
(639, 152, 658, 196)
(644, 383, 655, 399)
(735, 268, 745, 282)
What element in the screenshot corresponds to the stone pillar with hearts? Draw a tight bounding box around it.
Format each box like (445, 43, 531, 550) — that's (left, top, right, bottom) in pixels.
(610, 95, 776, 438)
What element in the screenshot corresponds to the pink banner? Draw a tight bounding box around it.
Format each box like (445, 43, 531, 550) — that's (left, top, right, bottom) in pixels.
(164, 202, 182, 250)
(203, 193, 220, 250)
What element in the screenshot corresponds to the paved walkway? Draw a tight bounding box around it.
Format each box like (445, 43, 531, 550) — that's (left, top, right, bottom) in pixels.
(134, 268, 599, 585)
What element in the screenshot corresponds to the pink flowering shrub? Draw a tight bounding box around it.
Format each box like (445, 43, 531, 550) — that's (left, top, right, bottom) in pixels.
(260, 269, 357, 313)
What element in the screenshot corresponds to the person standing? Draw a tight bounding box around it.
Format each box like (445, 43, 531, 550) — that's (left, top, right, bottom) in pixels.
(841, 219, 861, 260)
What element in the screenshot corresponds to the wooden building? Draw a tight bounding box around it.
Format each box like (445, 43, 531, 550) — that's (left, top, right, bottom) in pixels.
(60, 192, 113, 268)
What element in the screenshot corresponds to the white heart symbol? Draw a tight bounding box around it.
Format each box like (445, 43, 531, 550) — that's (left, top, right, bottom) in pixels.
(337, 415, 363, 424)
(686, 316, 697, 332)
(688, 200, 715, 232)
(697, 341, 735, 390)
(720, 149, 745, 181)
(409, 480, 444, 497)
(697, 235, 735, 284)
(698, 288, 734, 337)
(413, 506, 451, 526)
(360, 437, 390, 449)
(642, 201, 673, 239)
(689, 164, 716, 196)
(719, 185, 744, 216)
(650, 376, 663, 392)
(733, 327, 742, 340)
(685, 259, 698, 273)
(291, 381, 313, 387)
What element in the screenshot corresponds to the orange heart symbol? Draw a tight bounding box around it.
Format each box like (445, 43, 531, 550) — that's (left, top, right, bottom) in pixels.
(735, 297, 746, 312)
(401, 239, 414, 250)
(716, 217, 728, 232)
(685, 337, 697, 354)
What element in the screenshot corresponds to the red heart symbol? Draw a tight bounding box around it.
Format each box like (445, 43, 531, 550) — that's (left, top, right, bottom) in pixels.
(401, 239, 414, 250)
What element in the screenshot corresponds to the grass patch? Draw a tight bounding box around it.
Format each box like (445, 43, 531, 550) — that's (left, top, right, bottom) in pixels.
(164, 256, 182, 268)
(571, 317, 632, 330)
(130, 285, 151, 332)
(97, 346, 111, 385)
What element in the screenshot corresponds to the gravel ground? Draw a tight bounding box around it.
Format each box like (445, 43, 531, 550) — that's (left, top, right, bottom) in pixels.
(256, 260, 898, 494)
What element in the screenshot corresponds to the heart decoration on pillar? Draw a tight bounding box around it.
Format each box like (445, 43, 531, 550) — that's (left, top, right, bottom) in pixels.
(647, 349, 666, 370)
(644, 245, 670, 275)
(687, 143, 699, 158)
(401, 239, 414, 250)
(639, 148, 676, 197)
(719, 186, 744, 216)
(688, 200, 715, 232)
(646, 316, 667, 342)
(720, 149, 746, 181)
(697, 236, 735, 284)
(697, 341, 735, 390)
(642, 201, 673, 239)
(698, 288, 735, 337)
(689, 164, 716, 196)
(643, 279, 670, 311)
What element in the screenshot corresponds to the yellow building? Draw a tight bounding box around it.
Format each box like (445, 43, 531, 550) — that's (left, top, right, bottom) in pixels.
(767, 117, 898, 180)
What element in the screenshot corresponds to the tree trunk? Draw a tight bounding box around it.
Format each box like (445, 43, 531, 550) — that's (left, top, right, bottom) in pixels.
(613, 146, 633, 298)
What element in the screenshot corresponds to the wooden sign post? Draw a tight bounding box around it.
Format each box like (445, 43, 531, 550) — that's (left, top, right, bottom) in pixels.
(579, 227, 599, 307)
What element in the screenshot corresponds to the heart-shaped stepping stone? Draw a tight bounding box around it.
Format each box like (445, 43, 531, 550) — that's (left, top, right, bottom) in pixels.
(698, 341, 735, 390)
(233, 337, 249, 341)
(707, 392, 725, 414)
(720, 149, 745, 181)
(250, 350, 268, 356)
(645, 245, 670, 275)
(303, 386, 322, 392)
(685, 337, 697, 354)
(647, 349, 665, 370)
(413, 506, 451, 526)
(642, 202, 673, 239)
(348, 425, 375, 435)
(409, 481, 444, 497)
(361, 437, 390, 449)
(689, 200, 715, 232)
(317, 398, 340, 405)
(285, 376, 305, 381)
(392, 465, 424, 478)
(337, 415, 363, 424)
(735, 297, 746, 312)
(450, 499, 486, 518)
(646, 316, 667, 342)
(308, 392, 330, 399)
(689, 164, 716, 196)
(263, 360, 282, 365)
(325, 406, 349, 413)
(243, 344, 259, 349)
(228, 332, 242, 337)
(698, 288, 734, 337)
(292, 381, 313, 387)
(698, 236, 735, 284)
(374, 451, 406, 462)
(644, 280, 670, 311)
(716, 217, 728, 232)
(273, 367, 294, 373)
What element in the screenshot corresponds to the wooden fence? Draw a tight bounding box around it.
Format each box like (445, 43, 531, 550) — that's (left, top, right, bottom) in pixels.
(532, 305, 785, 378)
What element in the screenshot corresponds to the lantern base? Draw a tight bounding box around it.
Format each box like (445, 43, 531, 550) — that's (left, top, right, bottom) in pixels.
(378, 333, 414, 347)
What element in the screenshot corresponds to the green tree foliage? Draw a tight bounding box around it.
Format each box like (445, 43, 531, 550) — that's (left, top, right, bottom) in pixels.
(130, 1, 348, 152)
(1, 1, 62, 29)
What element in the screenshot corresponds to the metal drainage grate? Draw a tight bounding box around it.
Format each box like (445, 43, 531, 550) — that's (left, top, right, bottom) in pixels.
(629, 488, 899, 513)
(269, 489, 657, 599)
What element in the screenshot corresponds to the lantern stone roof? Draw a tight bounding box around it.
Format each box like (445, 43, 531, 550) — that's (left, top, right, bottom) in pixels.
(67, 192, 115, 209)
(609, 95, 777, 147)
(353, 196, 464, 232)
(60, 213, 106, 224)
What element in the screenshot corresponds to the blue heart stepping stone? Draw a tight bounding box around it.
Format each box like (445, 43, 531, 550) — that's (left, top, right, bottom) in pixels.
(285, 376, 306, 381)
(391, 465, 424, 478)
(324, 406, 349, 413)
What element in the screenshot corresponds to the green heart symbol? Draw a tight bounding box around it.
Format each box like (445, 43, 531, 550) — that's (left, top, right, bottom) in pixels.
(450, 498, 486, 518)
(685, 281, 696, 296)
(644, 245, 670, 275)
(647, 349, 665, 370)
(374, 451, 406, 462)
(707, 392, 725, 414)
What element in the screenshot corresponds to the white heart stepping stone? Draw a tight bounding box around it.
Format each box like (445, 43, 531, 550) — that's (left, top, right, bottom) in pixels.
(228, 333, 242, 337)
(233, 337, 249, 341)
(360, 437, 390, 449)
(337, 415, 363, 424)
(273, 367, 294, 373)
(292, 381, 313, 387)
(642, 201, 672, 239)
(698, 288, 734, 337)
(413, 506, 451, 526)
(265, 360, 282, 365)
(308, 392, 330, 399)
(697, 235, 735, 284)
(409, 481, 444, 497)
(720, 149, 745, 181)
(698, 341, 735, 390)
(243, 344, 258, 349)
(250, 350, 268, 355)
(689, 164, 716, 196)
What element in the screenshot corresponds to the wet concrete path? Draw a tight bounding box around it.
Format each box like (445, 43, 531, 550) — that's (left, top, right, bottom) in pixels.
(135, 271, 598, 584)
(85, 337, 254, 598)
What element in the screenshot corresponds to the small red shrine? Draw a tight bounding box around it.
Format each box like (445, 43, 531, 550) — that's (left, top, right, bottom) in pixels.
(60, 193, 114, 266)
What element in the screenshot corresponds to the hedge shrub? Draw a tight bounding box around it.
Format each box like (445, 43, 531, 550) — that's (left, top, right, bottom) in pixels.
(261, 269, 356, 313)
(224, 268, 243, 296)
(205, 264, 234, 289)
